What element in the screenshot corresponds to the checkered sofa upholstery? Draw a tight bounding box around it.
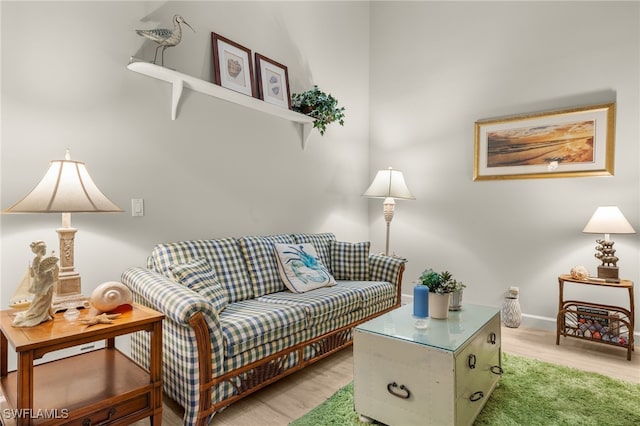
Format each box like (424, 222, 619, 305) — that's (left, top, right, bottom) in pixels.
(122, 233, 405, 425)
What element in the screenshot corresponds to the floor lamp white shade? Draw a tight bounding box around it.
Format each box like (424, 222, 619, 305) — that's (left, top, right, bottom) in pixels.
(363, 167, 415, 256)
(3, 149, 123, 310)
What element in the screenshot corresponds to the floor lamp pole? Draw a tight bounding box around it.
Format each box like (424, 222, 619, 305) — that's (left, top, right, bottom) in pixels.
(383, 197, 396, 256)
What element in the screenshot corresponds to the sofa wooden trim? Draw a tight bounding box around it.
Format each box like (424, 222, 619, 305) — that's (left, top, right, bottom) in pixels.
(189, 264, 405, 425)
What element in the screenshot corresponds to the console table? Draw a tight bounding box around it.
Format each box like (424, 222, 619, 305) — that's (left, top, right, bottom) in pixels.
(354, 304, 502, 426)
(0, 304, 163, 425)
(556, 274, 635, 360)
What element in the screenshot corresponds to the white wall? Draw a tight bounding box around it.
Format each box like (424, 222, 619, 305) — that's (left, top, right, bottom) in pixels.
(1, 1, 371, 304)
(369, 1, 640, 329)
(2, 1, 639, 336)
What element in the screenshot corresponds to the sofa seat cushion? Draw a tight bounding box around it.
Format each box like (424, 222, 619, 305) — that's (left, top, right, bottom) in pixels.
(335, 280, 396, 307)
(257, 286, 361, 327)
(238, 234, 295, 298)
(219, 300, 307, 358)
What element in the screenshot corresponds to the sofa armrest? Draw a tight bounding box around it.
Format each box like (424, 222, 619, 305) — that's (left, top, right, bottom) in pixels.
(368, 254, 406, 286)
(122, 267, 225, 425)
(122, 266, 221, 325)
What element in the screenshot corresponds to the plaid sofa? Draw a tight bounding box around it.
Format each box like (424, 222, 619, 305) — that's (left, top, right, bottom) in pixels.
(121, 233, 405, 425)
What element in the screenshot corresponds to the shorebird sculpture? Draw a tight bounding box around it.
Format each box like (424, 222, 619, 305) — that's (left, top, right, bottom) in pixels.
(136, 15, 195, 66)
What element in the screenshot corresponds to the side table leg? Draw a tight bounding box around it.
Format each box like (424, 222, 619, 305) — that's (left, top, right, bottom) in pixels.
(16, 351, 34, 426)
(1, 332, 7, 376)
(149, 321, 163, 425)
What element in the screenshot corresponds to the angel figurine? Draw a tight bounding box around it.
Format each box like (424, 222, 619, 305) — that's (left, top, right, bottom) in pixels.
(12, 241, 59, 327)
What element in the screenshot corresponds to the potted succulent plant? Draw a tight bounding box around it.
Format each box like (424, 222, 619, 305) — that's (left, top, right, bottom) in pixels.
(291, 85, 345, 135)
(419, 269, 464, 319)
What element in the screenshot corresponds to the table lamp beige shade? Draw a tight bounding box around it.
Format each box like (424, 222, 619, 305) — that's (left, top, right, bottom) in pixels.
(582, 206, 636, 279)
(363, 167, 415, 256)
(3, 150, 123, 311)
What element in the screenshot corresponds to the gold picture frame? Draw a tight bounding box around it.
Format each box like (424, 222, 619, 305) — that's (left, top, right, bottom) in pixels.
(474, 103, 615, 181)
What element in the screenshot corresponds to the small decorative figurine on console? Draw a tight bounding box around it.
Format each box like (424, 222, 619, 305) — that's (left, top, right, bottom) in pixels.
(12, 241, 59, 327)
(594, 239, 620, 280)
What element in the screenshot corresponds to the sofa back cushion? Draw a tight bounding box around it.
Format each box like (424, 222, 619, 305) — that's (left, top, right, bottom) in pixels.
(292, 233, 335, 272)
(150, 238, 253, 303)
(330, 240, 370, 280)
(238, 234, 295, 297)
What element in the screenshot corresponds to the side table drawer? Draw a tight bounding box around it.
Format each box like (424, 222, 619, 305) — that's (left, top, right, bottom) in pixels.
(354, 330, 455, 426)
(63, 392, 150, 426)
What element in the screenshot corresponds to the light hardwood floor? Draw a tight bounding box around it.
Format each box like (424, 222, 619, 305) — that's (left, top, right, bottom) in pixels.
(140, 326, 639, 426)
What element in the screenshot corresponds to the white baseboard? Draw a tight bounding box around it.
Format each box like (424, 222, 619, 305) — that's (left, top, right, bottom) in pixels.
(401, 295, 639, 338)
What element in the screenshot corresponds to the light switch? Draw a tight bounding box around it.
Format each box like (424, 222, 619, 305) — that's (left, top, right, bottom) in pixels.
(132, 198, 144, 217)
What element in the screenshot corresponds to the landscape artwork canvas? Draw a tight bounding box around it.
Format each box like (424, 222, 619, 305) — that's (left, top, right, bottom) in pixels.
(474, 103, 615, 180)
(486, 120, 594, 168)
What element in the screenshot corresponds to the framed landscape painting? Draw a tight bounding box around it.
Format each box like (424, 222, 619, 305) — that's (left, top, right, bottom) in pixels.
(473, 103, 615, 180)
(211, 32, 255, 97)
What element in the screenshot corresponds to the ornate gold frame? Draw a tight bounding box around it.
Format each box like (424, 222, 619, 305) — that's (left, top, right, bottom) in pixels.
(474, 103, 615, 181)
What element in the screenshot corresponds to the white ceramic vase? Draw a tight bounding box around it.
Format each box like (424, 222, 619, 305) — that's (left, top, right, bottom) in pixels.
(502, 297, 521, 328)
(429, 292, 451, 319)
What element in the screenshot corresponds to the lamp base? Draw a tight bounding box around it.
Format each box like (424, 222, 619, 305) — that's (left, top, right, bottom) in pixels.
(52, 272, 90, 313)
(52, 293, 90, 313)
(597, 265, 619, 280)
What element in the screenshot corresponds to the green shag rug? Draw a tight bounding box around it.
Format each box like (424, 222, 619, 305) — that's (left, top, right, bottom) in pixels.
(290, 353, 640, 426)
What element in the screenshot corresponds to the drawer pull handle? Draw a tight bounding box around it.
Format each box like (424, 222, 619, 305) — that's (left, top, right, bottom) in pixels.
(387, 382, 411, 399)
(468, 353, 477, 369)
(83, 407, 116, 426)
(488, 332, 497, 344)
(491, 365, 504, 375)
(469, 391, 485, 402)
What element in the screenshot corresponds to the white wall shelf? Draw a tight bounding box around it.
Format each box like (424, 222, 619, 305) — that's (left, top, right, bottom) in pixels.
(127, 59, 315, 148)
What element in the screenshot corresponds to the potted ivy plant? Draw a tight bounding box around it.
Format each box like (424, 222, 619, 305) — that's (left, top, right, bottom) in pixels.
(291, 85, 345, 135)
(419, 269, 464, 319)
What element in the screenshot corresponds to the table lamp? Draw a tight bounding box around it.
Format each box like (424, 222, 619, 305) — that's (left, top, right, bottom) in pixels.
(582, 206, 636, 280)
(3, 150, 123, 311)
(363, 167, 415, 256)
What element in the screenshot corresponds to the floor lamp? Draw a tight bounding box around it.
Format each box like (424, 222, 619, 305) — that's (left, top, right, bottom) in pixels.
(363, 167, 415, 256)
(3, 150, 123, 311)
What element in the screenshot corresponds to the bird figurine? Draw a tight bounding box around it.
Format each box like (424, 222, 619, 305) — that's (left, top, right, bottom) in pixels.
(136, 15, 195, 66)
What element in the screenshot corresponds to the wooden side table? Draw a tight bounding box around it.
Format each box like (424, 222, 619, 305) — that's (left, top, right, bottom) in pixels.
(556, 274, 634, 360)
(0, 303, 164, 425)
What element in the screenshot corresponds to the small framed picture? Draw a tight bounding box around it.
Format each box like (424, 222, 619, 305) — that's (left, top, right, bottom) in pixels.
(255, 53, 291, 110)
(474, 103, 615, 180)
(211, 33, 255, 97)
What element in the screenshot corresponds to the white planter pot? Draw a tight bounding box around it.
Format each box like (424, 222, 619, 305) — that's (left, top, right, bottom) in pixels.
(429, 293, 451, 319)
